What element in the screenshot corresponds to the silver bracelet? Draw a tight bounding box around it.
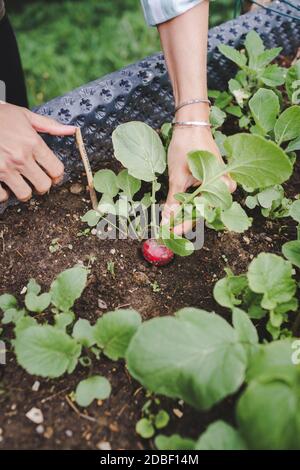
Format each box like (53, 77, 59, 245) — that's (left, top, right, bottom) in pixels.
(175, 98, 211, 113)
(172, 120, 211, 128)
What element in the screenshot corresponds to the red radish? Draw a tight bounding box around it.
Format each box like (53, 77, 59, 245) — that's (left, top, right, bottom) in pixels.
(142, 239, 174, 266)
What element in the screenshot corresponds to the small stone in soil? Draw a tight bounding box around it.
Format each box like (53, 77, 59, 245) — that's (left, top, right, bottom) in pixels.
(98, 298, 108, 309)
(32, 381, 40, 392)
(26, 407, 44, 424)
(70, 183, 84, 194)
(132, 271, 150, 286)
(43, 426, 54, 439)
(97, 441, 111, 450)
(173, 408, 183, 418)
(65, 429, 73, 437)
(36, 425, 44, 434)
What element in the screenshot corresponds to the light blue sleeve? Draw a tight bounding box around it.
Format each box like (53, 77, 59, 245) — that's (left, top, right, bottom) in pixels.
(140, 0, 205, 26)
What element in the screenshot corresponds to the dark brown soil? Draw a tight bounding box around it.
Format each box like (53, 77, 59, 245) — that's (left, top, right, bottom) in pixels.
(0, 159, 298, 450)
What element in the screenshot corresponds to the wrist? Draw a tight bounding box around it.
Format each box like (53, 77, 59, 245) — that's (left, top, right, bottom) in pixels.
(175, 103, 210, 121)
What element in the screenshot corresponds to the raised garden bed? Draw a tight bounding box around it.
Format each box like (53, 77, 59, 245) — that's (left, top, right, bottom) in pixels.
(1, 2, 300, 451)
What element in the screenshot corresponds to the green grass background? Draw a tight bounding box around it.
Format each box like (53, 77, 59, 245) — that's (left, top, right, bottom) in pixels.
(8, 0, 235, 107)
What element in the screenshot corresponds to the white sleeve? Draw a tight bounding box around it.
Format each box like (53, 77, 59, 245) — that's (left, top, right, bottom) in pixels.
(140, 0, 205, 26)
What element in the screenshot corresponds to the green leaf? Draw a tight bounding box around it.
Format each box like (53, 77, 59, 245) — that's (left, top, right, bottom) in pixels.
(260, 65, 286, 87)
(218, 44, 247, 68)
(112, 121, 166, 182)
(117, 169, 141, 200)
(72, 319, 96, 347)
(81, 210, 101, 227)
(187, 151, 232, 209)
(214, 131, 227, 156)
(54, 312, 75, 331)
(98, 194, 116, 215)
(213, 273, 248, 309)
(14, 325, 81, 378)
(50, 266, 87, 312)
(237, 372, 300, 449)
(195, 421, 247, 450)
(94, 309, 141, 360)
(75, 375, 111, 407)
(257, 186, 283, 209)
(0, 294, 17, 312)
(249, 88, 279, 135)
(225, 134, 292, 188)
(210, 106, 226, 128)
(255, 47, 282, 69)
(220, 202, 252, 233)
(286, 60, 300, 101)
(282, 240, 300, 269)
(247, 253, 296, 310)
(274, 106, 300, 144)
(136, 418, 155, 439)
(154, 410, 170, 430)
(286, 135, 300, 153)
(14, 316, 37, 334)
(26, 279, 41, 295)
(225, 105, 243, 118)
(161, 225, 194, 257)
(94, 169, 119, 197)
(140, 192, 152, 209)
(25, 292, 51, 313)
(232, 308, 258, 346)
(155, 434, 196, 451)
(244, 31, 264, 69)
(115, 195, 130, 219)
(2, 308, 25, 325)
(289, 200, 300, 223)
(232, 308, 259, 360)
(126, 309, 248, 410)
(246, 339, 298, 383)
(245, 195, 258, 210)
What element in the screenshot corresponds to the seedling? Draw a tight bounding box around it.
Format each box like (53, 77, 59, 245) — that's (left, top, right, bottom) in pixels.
(150, 281, 161, 293)
(49, 238, 61, 253)
(106, 260, 115, 278)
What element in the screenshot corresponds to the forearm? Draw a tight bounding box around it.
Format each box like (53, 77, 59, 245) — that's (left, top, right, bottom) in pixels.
(158, 0, 210, 121)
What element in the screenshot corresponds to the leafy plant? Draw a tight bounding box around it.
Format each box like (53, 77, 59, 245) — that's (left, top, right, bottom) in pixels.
(214, 253, 298, 339)
(75, 375, 111, 407)
(0, 267, 142, 379)
(126, 307, 257, 410)
(127, 308, 300, 450)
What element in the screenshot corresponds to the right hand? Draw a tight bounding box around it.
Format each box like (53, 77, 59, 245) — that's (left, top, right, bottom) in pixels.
(0, 103, 76, 202)
(162, 126, 236, 234)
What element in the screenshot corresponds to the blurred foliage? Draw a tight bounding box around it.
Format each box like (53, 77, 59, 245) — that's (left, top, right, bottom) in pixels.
(8, 0, 235, 106)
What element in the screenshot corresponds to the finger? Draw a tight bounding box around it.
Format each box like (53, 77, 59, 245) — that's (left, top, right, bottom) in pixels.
(26, 109, 76, 136)
(0, 183, 9, 203)
(4, 172, 32, 202)
(21, 157, 52, 195)
(161, 184, 182, 226)
(33, 135, 64, 183)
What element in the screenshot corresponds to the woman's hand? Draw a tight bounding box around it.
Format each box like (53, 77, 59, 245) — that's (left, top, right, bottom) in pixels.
(162, 126, 236, 233)
(0, 103, 76, 202)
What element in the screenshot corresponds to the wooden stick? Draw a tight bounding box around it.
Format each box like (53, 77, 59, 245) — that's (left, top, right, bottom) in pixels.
(75, 127, 98, 210)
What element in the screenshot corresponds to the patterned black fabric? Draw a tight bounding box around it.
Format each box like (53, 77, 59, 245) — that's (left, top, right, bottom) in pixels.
(1, 1, 300, 214)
